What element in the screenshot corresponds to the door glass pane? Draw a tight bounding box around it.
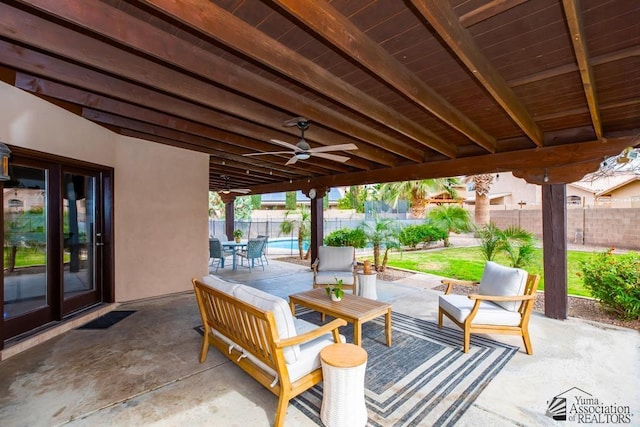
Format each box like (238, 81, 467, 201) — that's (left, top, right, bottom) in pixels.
(63, 173, 95, 299)
(3, 166, 48, 319)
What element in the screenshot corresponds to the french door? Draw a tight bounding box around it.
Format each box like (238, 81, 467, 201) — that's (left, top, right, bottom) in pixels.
(1, 152, 113, 345)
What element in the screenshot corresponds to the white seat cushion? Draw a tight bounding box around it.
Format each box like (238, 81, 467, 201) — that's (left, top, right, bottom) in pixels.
(201, 275, 240, 295)
(478, 261, 527, 312)
(233, 285, 300, 363)
(439, 294, 522, 327)
(213, 318, 341, 387)
(314, 271, 356, 285)
(318, 246, 355, 271)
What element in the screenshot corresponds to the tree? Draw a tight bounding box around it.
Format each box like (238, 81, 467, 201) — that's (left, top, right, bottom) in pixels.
(379, 178, 459, 218)
(209, 191, 224, 218)
(279, 206, 311, 259)
(234, 196, 253, 221)
(476, 223, 536, 268)
(427, 205, 471, 247)
(498, 226, 536, 268)
(337, 185, 367, 212)
(471, 174, 494, 226)
(359, 217, 398, 271)
(285, 191, 297, 210)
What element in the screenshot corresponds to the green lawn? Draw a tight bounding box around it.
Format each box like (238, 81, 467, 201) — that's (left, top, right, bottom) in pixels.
(382, 247, 598, 297)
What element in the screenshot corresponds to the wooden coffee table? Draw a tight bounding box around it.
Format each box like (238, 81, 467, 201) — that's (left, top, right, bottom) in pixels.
(289, 288, 392, 346)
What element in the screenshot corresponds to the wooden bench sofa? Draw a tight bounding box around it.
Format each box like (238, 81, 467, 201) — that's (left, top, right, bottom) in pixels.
(192, 276, 346, 427)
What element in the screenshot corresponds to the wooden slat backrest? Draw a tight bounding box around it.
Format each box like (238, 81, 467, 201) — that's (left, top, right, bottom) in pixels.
(519, 274, 541, 315)
(193, 280, 280, 370)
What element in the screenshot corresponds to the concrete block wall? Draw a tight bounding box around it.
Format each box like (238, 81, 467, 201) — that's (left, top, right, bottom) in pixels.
(489, 208, 640, 250)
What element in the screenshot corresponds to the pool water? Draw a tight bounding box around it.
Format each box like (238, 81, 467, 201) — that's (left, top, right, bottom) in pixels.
(268, 238, 310, 251)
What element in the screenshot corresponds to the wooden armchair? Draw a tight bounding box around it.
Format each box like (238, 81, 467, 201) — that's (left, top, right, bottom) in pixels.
(312, 246, 357, 293)
(438, 261, 540, 354)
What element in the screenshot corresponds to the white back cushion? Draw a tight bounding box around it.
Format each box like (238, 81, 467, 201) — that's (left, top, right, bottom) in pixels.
(318, 246, 354, 271)
(201, 275, 240, 295)
(478, 261, 527, 312)
(233, 285, 300, 363)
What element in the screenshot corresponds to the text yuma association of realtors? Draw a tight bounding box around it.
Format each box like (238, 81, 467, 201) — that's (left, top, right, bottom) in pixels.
(568, 395, 632, 424)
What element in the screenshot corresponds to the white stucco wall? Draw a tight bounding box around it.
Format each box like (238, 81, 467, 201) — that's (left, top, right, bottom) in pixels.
(0, 81, 209, 302)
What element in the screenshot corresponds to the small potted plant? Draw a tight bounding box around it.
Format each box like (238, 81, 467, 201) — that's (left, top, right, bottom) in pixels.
(233, 229, 243, 243)
(326, 278, 344, 302)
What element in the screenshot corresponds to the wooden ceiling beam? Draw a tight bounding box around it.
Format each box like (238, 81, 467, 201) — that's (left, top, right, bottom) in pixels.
(16, 0, 420, 165)
(459, 0, 528, 28)
(141, 0, 457, 158)
(13, 71, 355, 174)
(249, 136, 636, 193)
(509, 45, 640, 87)
(16, 75, 360, 176)
(119, 129, 296, 185)
(562, 0, 602, 139)
(272, 0, 496, 153)
(410, 0, 544, 147)
(0, 3, 373, 170)
(82, 109, 345, 175)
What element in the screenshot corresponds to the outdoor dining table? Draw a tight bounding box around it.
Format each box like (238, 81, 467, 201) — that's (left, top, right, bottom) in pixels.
(222, 240, 248, 271)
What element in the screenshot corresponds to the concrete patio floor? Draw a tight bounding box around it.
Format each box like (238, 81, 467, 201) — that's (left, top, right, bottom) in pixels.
(0, 259, 638, 426)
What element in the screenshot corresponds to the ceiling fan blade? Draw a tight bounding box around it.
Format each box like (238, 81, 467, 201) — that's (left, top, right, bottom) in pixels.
(270, 138, 300, 151)
(243, 150, 293, 157)
(308, 143, 358, 154)
(313, 152, 351, 163)
(231, 188, 251, 194)
(285, 155, 299, 165)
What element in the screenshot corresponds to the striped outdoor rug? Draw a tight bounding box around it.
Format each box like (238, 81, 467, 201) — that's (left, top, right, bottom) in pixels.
(292, 310, 517, 427)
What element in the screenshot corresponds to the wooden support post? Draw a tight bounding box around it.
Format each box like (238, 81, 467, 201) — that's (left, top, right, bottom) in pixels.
(308, 188, 326, 266)
(542, 184, 568, 319)
(220, 194, 236, 241)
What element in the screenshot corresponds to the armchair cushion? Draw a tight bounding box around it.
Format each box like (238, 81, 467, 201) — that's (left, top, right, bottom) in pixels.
(202, 274, 239, 295)
(317, 246, 355, 271)
(314, 272, 356, 285)
(478, 261, 527, 312)
(233, 285, 300, 364)
(438, 295, 522, 326)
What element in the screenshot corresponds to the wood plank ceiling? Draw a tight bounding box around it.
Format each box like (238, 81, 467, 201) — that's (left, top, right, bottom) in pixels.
(0, 0, 638, 194)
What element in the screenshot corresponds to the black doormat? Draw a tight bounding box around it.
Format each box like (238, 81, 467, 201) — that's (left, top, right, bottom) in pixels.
(78, 310, 136, 329)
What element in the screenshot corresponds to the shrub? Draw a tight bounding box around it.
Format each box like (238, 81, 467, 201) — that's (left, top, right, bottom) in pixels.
(324, 227, 367, 248)
(398, 224, 447, 249)
(580, 249, 640, 320)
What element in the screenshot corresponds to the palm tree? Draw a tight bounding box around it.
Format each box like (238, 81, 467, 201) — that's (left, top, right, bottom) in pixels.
(359, 217, 398, 271)
(379, 178, 459, 218)
(427, 205, 471, 247)
(471, 174, 494, 226)
(279, 206, 311, 259)
(498, 226, 536, 268)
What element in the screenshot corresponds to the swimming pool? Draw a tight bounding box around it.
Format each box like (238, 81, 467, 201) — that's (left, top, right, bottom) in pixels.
(268, 238, 310, 251)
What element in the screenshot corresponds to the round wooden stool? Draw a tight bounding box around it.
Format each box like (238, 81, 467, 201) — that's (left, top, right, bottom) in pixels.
(320, 343, 368, 427)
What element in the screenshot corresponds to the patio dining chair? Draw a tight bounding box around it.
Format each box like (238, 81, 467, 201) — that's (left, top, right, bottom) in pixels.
(238, 238, 266, 272)
(257, 234, 269, 265)
(209, 238, 231, 272)
(438, 261, 540, 354)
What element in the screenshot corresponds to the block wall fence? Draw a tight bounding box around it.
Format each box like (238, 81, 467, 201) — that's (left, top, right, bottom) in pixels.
(490, 208, 640, 250)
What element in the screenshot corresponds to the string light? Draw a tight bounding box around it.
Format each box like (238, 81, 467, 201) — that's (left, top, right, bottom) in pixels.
(543, 169, 549, 183)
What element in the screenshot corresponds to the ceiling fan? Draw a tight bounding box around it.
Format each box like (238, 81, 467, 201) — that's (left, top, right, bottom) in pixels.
(242, 117, 358, 165)
(218, 175, 250, 194)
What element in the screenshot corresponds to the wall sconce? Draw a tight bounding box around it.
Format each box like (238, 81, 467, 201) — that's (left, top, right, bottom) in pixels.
(0, 142, 11, 181)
